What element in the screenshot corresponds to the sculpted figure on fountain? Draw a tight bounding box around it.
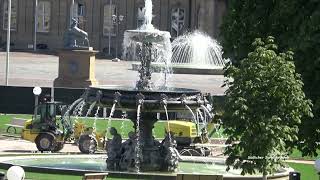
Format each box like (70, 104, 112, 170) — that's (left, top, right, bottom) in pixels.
(106, 127, 122, 170)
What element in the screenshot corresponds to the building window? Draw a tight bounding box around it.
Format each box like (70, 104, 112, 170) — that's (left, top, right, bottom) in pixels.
(137, 7, 144, 28)
(103, 4, 116, 36)
(70, 2, 85, 29)
(2, 0, 17, 30)
(171, 8, 185, 38)
(37, 1, 51, 32)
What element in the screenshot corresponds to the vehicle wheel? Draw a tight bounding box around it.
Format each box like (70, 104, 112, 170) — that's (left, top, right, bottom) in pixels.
(78, 134, 97, 154)
(52, 142, 64, 152)
(35, 133, 55, 152)
(6, 126, 16, 134)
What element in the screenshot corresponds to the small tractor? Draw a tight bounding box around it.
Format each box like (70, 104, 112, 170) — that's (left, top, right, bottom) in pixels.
(21, 100, 107, 153)
(21, 101, 73, 152)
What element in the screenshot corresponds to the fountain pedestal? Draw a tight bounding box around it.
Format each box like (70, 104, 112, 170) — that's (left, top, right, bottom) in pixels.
(124, 112, 177, 172)
(54, 49, 99, 88)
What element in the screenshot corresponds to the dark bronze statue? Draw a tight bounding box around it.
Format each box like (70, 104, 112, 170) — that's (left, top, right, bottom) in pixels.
(63, 18, 90, 49)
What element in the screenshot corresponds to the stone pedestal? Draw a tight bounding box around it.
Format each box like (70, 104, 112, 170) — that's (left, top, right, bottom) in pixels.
(54, 49, 99, 88)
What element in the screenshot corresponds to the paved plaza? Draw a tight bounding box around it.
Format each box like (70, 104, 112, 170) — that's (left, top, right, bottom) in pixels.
(0, 52, 226, 95)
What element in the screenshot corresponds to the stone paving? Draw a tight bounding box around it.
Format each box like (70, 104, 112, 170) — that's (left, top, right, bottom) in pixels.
(0, 135, 81, 154)
(0, 52, 226, 95)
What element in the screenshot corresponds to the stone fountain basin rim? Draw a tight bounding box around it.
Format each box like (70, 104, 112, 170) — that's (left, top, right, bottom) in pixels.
(131, 62, 225, 75)
(89, 85, 202, 94)
(0, 154, 293, 178)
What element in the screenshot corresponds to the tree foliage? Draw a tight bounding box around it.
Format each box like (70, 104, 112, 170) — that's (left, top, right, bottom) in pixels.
(223, 37, 313, 176)
(221, 0, 320, 157)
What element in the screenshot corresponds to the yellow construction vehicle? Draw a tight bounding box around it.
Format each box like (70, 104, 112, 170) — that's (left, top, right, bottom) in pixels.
(165, 109, 219, 156)
(21, 101, 107, 153)
(21, 101, 73, 152)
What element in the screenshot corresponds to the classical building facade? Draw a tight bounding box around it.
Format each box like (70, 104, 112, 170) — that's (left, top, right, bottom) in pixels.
(0, 0, 227, 56)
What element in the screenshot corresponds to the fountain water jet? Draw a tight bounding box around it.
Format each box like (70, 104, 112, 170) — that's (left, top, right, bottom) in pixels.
(123, 0, 172, 89)
(172, 31, 225, 67)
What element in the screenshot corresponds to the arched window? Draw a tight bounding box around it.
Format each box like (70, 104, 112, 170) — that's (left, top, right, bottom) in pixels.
(103, 4, 116, 36)
(3, 0, 17, 30)
(171, 8, 185, 38)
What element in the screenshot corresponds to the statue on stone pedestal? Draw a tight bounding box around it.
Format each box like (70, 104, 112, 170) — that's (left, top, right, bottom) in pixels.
(63, 18, 90, 49)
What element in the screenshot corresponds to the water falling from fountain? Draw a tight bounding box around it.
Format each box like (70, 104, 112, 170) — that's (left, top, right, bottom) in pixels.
(135, 103, 142, 173)
(86, 101, 97, 117)
(123, 0, 172, 89)
(197, 109, 204, 123)
(200, 105, 213, 119)
(184, 104, 196, 123)
(73, 100, 86, 118)
(105, 92, 121, 139)
(93, 106, 100, 133)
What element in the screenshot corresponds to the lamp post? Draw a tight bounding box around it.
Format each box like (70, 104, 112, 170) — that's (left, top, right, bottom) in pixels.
(33, 87, 42, 120)
(5, 0, 11, 86)
(112, 13, 124, 61)
(71, 0, 75, 20)
(107, 0, 113, 55)
(33, 0, 38, 51)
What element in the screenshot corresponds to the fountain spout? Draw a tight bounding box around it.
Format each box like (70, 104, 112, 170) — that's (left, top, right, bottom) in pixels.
(113, 92, 122, 105)
(139, 0, 154, 30)
(136, 93, 145, 106)
(160, 94, 169, 106)
(95, 90, 103, 102)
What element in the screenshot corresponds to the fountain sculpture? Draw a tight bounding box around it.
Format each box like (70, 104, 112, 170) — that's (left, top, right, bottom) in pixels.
(81, 0, 210, 172)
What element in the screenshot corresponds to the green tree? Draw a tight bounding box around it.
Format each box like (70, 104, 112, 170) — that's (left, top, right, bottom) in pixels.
(221, 0, 320, 157)
(223, 37, 313, 179)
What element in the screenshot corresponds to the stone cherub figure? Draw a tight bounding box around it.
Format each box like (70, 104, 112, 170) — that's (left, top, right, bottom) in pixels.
(161, 132, 181, 172)
(63, 18, 90, 49)
(119, 131, 137, 171)
(106, 127, 122, 170)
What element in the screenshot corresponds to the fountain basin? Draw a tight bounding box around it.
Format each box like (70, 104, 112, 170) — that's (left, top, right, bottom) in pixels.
(125, 30, 171, 43)
(85, 85, 207, 112)
(0, 154, 293, 180)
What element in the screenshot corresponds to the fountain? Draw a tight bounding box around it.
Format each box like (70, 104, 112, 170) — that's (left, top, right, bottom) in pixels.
(83, 0, 208, 170)
(131, 30, 227, 75)
(0, 0, 294, 179)
(123, 0, 172, 87)
(170, 31, 226, 75)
